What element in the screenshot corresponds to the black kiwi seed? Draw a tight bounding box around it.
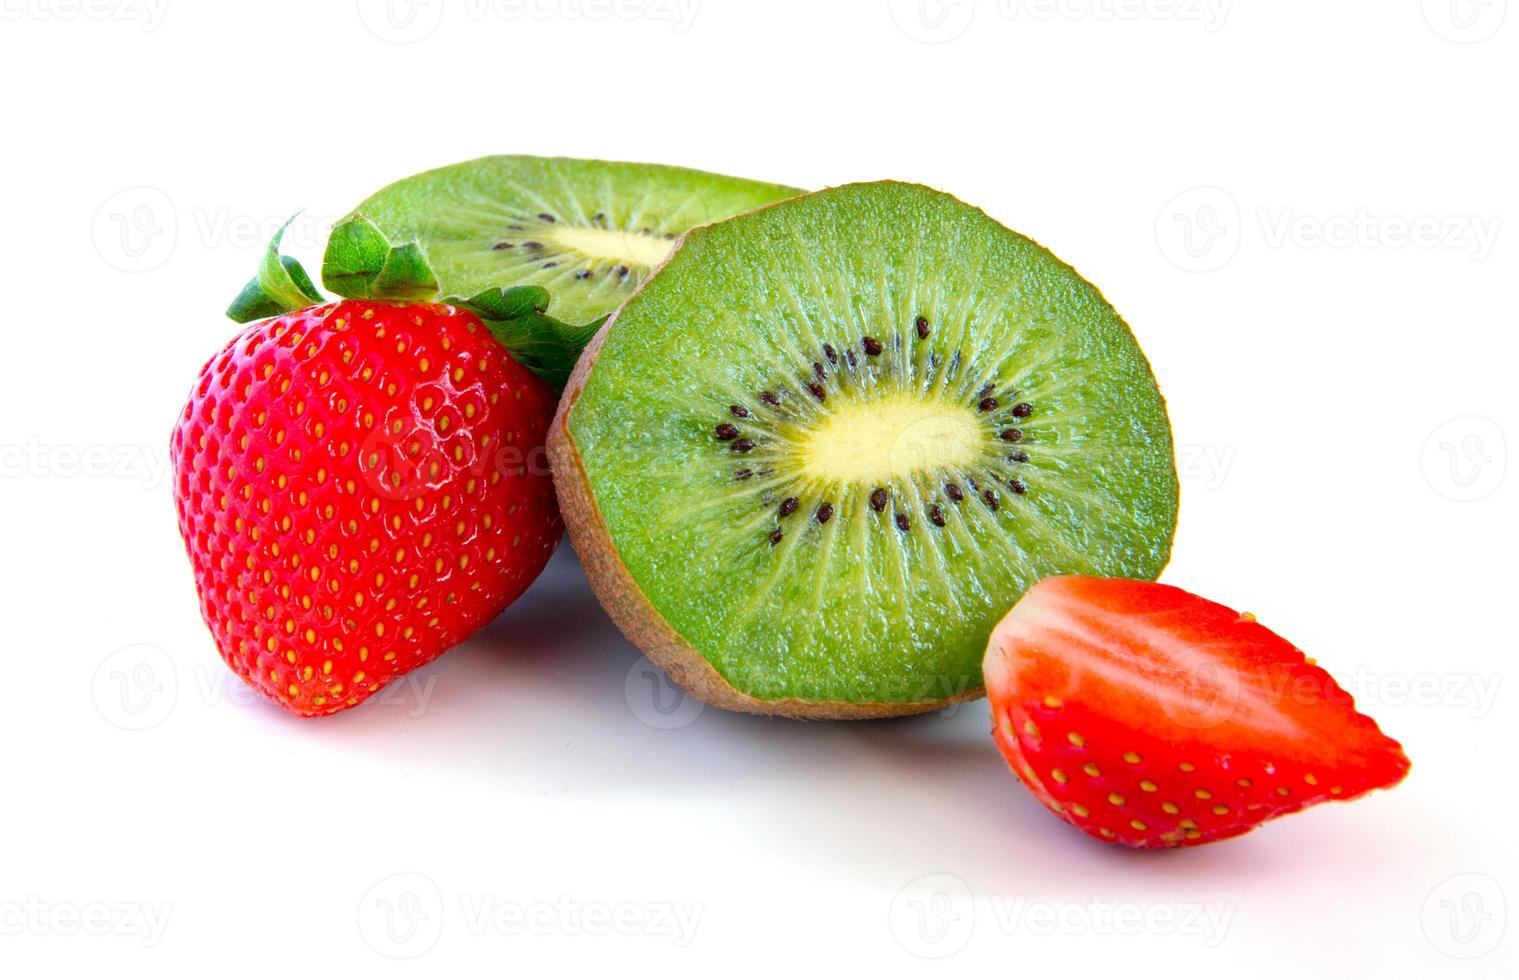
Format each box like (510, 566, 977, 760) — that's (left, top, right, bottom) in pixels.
(983, 489, 999, 511)
(617, 265, 630, 279)
(1009, 479, 1028, 495)
(1011, 402, 1033, 418)
(813, 362, 826, 380)
(491, 242, 513, 250)
(915, 315, 930, 339)
(808, 381, 827, 402)
(930, 505, 946, 527)
(895, 512, 911, 532)
(1000, 428, 1023, 443)
(869, 487, 889, 511)
(734, 468, 753, 480)
(945, 483, 964, 502)
(846, 350, 858, 368)
(769, 527, 783, 546)
(714, 423, 739, 440)
(967, 476, 980, 491)
(542, 262, 557, 269)
(523, 241, 542, 250)
(823, 344, 838, 365)
(538, 213, 556, 222)
(779, 496, 799, 517)
(816, 502, 835, 524)
(978, 397, 998, 413)
(761, 391, 780, 406)
(979, 383, 996, 397)
(731, 439, 755, 453)
(730, 405, 750, 418)
(593, 212, 605, 223)
(863, 336, 883, 356)
(576, 270, 592, 279)
(1009, 450, 1030, 463)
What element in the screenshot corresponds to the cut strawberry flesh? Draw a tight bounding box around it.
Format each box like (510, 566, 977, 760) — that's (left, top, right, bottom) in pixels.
(984, 576, 1410, 847)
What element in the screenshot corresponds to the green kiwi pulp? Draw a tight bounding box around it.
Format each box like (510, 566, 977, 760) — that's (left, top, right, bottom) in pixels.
(347, 155, 801, 327)
(561, 182, 1178, 712)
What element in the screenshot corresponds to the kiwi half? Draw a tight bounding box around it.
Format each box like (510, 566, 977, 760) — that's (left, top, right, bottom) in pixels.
(347, 155, 801, 328)
(551, 182, 1179, 719)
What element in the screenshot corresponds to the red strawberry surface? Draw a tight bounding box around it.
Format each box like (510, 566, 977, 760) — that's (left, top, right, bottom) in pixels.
(171, 299, 561, 716)
(984, 576, 1409, 847)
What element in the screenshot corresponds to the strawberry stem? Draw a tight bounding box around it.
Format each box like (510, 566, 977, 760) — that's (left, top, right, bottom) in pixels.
(224, 214, 602, 391)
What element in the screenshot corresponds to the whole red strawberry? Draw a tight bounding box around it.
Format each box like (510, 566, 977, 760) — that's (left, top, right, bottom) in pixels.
(171, 218, 574, 716)
(984, 576, 1409, 847)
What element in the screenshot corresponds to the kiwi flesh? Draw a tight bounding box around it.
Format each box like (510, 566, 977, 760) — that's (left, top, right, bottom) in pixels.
(346, 155, 801, 328)
(550, 181, 1179, 719)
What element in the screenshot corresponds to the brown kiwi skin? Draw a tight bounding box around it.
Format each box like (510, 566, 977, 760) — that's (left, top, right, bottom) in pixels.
(547, 266, 986, 721)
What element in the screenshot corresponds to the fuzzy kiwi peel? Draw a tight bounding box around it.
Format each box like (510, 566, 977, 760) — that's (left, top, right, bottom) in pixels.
(552, 181, 1179, 719)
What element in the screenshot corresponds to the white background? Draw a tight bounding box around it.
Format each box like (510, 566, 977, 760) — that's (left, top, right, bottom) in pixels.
(1, 1, 1514, 976)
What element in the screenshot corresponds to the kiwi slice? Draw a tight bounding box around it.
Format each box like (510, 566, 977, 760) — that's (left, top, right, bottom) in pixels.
(348, 155, 801, 328)
(550, 182, 1179, 719)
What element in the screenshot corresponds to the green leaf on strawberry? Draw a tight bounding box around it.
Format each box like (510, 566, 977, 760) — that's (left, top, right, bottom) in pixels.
(226, 216, 602, 390)
(321, 214, 438, 302)
(453, 285, 605, 391)
(225, 215, 324, 323)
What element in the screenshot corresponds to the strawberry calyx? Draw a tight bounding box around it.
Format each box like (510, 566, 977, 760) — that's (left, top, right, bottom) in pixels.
(224, 216, 325, 323)
(225, 214, 601, 390)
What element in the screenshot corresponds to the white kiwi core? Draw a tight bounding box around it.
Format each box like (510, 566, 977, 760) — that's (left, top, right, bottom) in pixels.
(791, 394, 984, 485)
(543, 225, 675, 270)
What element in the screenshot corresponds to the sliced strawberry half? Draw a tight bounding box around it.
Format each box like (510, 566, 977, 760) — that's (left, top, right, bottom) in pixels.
(984, 576, 1410, 848)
